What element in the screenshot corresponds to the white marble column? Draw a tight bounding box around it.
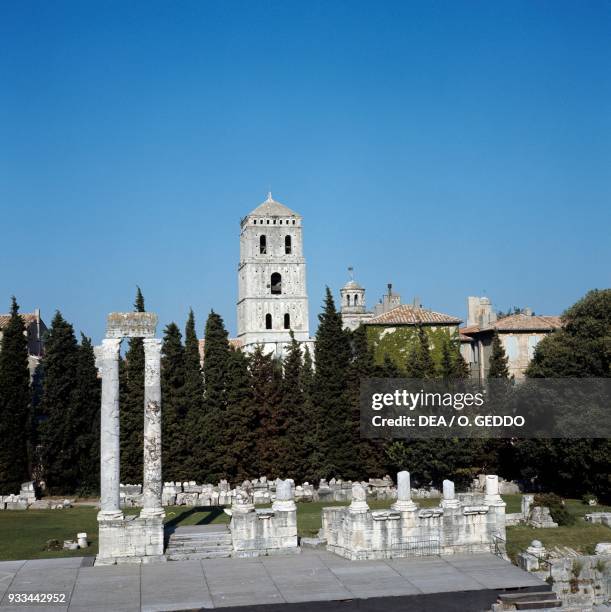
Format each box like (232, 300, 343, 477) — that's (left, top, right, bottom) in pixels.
(484, 474, 504, 506)
(441, 479, 460, 509)
(141, 338, 164, 518)
(95, 338, 123, 520)
(391, 470, 417, 512)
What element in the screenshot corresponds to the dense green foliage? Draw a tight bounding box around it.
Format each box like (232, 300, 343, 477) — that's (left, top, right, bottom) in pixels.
(120, 287, 146, 483)
(488, 331, 510, 379)
(0, 298, 32, 492)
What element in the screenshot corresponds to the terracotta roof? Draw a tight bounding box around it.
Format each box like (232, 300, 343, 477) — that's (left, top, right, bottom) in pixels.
(366, 304, 462, 326)
(247, 193, 301, 218)
(460, 314, 562, 336)
(0, 313, 39, 330)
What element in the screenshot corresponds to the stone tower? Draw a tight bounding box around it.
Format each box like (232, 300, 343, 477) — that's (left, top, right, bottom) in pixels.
(237, 193, 311, 356)
(340, 268, 373, 331)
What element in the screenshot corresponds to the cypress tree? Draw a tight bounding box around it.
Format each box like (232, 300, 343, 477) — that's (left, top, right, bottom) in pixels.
(378, 353, 403, 378)
(452, 343, 471, 380)
(348, 325, 385, 478)
(282, 332, 310, 482)
(161, 323, 187, 481)
(249, 345, 285, 478)
(120, 287, 146, 483)
(71, 335, 101, 494)
(38, 311, 80, 493)
(312, 287, 353, 479)
(440, 335, 454, 379)
(202, 310, 231, 481)
(182, 309, 204, 479)
(224, 347, 257, 481)
(405, 326, 435, 379)
(488, 331, 510, 379)
(0, 297, 31, 492)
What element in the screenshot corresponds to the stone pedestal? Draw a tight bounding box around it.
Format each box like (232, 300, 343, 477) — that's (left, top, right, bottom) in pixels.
(441, 479, 460, 509)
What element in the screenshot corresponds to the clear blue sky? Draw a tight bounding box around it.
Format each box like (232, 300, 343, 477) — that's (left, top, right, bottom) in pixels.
(1, 1, 610, 343)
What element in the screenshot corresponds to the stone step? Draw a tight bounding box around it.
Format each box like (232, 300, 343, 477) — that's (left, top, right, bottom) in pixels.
(499, 592, 555, 604)
(167, 549, 232, 561)
(166, 543, 234, 552)
(166, 546, 233, 555)
(170, 534, 232, 544)
(514, 601, 561, 610)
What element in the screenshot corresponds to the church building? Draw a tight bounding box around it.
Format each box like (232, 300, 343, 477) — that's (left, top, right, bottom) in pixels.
(236, 193, 314, 357)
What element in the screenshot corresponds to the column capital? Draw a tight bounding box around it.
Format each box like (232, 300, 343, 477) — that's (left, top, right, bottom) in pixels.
(94, 338, 122, 367)
(143, 337, 162, 353)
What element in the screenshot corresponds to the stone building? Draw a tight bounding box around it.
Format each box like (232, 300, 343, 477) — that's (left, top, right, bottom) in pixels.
(460, 297, 562, 380)
(339, 269, 373, 331)
(0, 308, 47, 376)
(236, 193, 313, 357)
(364, 300, 462, 368)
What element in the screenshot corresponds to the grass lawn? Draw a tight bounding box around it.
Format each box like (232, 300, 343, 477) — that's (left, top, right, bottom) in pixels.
(0, 495, 608, 562)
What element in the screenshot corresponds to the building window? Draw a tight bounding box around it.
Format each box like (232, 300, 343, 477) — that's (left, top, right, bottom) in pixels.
(253, 220, 257, 224)
(285, 235, 292, 254)
(292, 220, 295, 225)
(284, 313, 290, 329)
(347, 295, 351, 306)
(265, 314, 272, 329)
(266, 220, 269, 224)
(504, 336, 519, 361)
(259, 235, 267, 254)
(271, 272, 282, 294)
(354, 294, 359, 305)
(279, 220, 283, 224)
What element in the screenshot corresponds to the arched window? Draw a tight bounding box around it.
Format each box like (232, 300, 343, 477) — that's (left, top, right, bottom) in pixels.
(285, 235, 292, 254)
(354, 294, 359, 305)
(284, 313, 290, 329)
(271, 272, 282, 295)
(265, 314, 272, 329)
(259, 235, 267, 254)
(347, 295, 351, 306)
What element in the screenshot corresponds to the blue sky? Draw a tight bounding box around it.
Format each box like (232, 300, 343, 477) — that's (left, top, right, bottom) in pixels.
(1, 1, 610, 343)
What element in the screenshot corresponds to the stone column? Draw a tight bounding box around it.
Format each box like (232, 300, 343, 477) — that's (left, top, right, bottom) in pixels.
(141, 339, 164, 518)
(95, 338, 123, 520)
(484, 474, 503, 506)
(391, 471, 417, 512)
(349, 483, 369, 513)
(441, 479, 460, 509)
(272, 479, 296, 512)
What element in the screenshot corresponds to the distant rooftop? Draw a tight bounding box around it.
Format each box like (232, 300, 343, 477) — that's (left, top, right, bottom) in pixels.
(0, 312, 40, 330)
(461, 313, 562, 335)
(366, 304, 462, 326)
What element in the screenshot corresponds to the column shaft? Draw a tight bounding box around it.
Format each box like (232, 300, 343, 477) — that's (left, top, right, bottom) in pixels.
(141, 339, 164, 517)
(97, 338, 123, 519)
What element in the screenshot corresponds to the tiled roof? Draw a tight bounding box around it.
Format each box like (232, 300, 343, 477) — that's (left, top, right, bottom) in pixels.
(0, 313, 39, 330)
(248, 193, 301, 218)
(366, 305, 462, 326)
(460, 314, 563, 336)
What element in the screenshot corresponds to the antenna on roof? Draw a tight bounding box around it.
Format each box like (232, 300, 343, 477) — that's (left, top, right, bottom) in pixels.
(348, 266, 354, 280)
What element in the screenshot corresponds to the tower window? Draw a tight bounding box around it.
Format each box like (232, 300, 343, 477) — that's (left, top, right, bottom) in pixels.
(267, 220, 269, 224)
(259, 235, 267, 254)
(265, 314, 272, 329)
(253, 220, 257, 224)
(347, 295, 351, 306)
(271, 272, 282, 295)
(354, 294, 359, 305)
(279, 220, 283, 224)
(284, 313, 290, 329)
(292, 220, 295, 224)
(285, 235, 292, 254)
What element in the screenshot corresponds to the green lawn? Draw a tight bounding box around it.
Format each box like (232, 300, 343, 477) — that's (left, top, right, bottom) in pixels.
(0, 495, 608, 562)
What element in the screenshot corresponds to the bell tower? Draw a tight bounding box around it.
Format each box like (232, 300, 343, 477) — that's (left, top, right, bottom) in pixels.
(237, 193, 310, 356)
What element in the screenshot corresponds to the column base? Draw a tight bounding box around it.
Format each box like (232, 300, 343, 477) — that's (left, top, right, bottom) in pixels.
(139, 507, 166, 519)
(97, 509, 124, 521)
(391, 500, 417, 512)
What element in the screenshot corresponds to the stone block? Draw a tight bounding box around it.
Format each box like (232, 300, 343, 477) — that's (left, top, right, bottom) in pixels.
(106, 312, 158, 338)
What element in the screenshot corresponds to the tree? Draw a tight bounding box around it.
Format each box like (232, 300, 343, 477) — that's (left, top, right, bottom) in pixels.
(439, 335, 470, 380)
(249, 345, 286, 477)
(71, 335, 101, 494)
(405, 326, 435, 379)
(527, 289, 611, 378)
(488, 331, 510, 379)
(201, 310, 231, 481)
(348, 325, 385, 478)
(224, 347, 257, 481)
(38, 311, 80, 493)
(282, 332, 310, 481)
(161, 323, 187, 481)
(378, 353, 403, 378)
(0, 297, 31, 492)
(120, 287, 146, 483)
(312, 288, 353, 479)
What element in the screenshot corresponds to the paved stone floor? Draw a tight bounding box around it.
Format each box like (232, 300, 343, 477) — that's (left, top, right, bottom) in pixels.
(0, 551, 544, 612)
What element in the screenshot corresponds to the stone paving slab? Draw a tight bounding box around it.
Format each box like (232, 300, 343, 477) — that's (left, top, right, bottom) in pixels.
(0, 551, 545, 611)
